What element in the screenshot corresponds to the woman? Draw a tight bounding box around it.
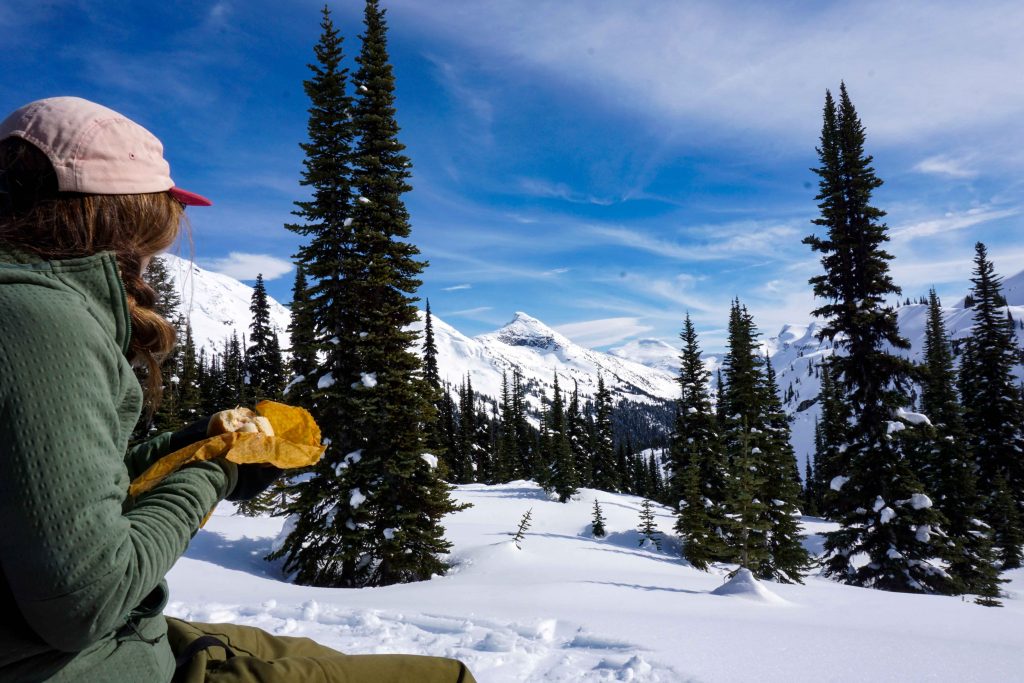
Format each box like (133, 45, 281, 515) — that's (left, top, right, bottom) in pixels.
(0, 98, 474, 683)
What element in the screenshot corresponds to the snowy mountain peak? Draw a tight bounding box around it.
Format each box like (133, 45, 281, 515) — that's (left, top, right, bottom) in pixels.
(484, 311, 570, 350)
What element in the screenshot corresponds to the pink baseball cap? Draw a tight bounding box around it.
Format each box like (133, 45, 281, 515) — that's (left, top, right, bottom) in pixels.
(0, 96, 211, 206)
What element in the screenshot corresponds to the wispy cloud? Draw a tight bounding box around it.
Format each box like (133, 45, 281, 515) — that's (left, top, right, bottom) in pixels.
(397, 1, 1024, 149)
(890, 206, 1019, 242)
(443, 306, 494, 318)
(443, 283, 473, 291)
(555, 317, 654, 348)
(545, 267, 570, 275)
(519, 178, 615, 206)
(202, 252, 293, 281)
(913, 155, 977, 179)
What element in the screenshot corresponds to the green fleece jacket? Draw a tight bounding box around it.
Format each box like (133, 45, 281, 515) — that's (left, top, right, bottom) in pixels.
(0, 249, 236, 682)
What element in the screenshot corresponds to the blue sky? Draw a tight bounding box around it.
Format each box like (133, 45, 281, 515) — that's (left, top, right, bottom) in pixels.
(2, 0, 1022, 352)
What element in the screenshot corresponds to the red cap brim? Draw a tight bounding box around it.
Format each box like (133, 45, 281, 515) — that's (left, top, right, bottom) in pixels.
(168, 186, 213, 206)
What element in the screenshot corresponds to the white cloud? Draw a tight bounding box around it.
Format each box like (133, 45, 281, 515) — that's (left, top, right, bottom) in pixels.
(202, 252, 293, 281)
(890, 206, 1019, 242)
(443, 283, 473, 291)
(444, 306, 494, 318)
(519, 178, 615, 206)
(395, 0, 1024, 147)
(545, 267, 570, 275)
(555, 317, 654, 348)
(913, 155, 977, 179)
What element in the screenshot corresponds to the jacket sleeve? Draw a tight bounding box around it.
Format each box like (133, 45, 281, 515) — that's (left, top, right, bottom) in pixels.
(124, 431, 174, 480)
(0, 308, 236, 653)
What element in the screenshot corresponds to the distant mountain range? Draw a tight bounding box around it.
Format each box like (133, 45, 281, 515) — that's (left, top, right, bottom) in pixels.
(161, 253, 1024, 472)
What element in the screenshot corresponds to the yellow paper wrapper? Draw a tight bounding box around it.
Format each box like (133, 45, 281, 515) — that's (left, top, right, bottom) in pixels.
(129, 400, 326, 500)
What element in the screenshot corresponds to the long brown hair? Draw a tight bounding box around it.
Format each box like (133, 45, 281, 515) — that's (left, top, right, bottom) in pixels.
(0, 137, 182, 406)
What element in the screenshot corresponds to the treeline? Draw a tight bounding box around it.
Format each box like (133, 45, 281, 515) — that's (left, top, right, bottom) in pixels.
(423, 302, 671, 505)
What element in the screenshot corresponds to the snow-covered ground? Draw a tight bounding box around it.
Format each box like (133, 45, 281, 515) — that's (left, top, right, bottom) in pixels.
(167, 482, 1024, 682)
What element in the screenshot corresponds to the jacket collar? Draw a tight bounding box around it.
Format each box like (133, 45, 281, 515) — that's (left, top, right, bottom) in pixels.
(0, 247, 132, 355)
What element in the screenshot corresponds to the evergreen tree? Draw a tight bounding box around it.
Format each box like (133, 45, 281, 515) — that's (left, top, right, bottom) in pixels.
(803, 451, 819, 517)
(918, 288, 1003, 602)
(591, 499, 607, 538)
(670, 314, 730, 569)
(638, 499, 662, 551)
(495, 371, 518, 482)
(804, 84, 952, 593)
(591, 375, 618, 491)
(337, 0, 462, 585)
(512, 371, 536, 479)
(453, 375, 477, 483)
(958, 243, 1024, 567)
(760, 354, 810, 583)
(546, 374, 578, 502)
(719, 301, 772, 572)
(177, 323, 203, 424)
(422, 299, 440, 391)
(247, 273, 286, 401)
(567, 381, 592, 488)
(813, 361, 848, 517)
(287, 264, 317, 394)
(271, 5, 461, 587)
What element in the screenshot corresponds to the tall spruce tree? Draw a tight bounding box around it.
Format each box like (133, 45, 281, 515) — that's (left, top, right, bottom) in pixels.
(454, 375, 478, 483)
(591, 375, 618, 492)
(760, 354, 810, 583)
(287, 264, 317, 394)
(247, 273, 286, 401)
(918, 289, 1003, 602)
(671, 314, 730, 569)
(957, 243, 1024, 568)
(567, 381, 592, 488)
(495, 371, 518, 482)
(272, 5, 461, 587)
(804, 84, 951, 593)
(340, 0, 463, 585)
(719, 302, 784, 577)
(546, 374, 578, 502)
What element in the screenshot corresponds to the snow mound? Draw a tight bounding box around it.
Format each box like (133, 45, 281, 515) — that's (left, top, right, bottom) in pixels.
(711, 568, 787, 604)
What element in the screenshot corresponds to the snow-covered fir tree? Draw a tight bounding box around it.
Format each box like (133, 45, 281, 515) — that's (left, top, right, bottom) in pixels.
(638, 499, 662, 550)
(271, 4, 460, 587)
(591, 375, 618, 492)
(246, 273, 286, 401)
(804, 84, 952, 594)
(591, 499, 607, 538)
(916, 288, 1003, 603)
(567, 381, 592, 488)
(759, 355, 810, 582)
(546, 374, 578, 502)
(957, 242, 1024, 569)
(670, 314, 730, 570)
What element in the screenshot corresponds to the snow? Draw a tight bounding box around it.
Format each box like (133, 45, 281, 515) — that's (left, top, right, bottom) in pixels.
(878, 507, 896, 524)
(358, 196, 370, 203)
(359, 372, 378, 388)
(908, 493, 933, 510)
(349, 488, 366, 509)
(317, 373, 335, 389)
(166, 482, 1024, 682)
(830, 475, 849, 491)
(158, 254, 290, 354)
(896, 408, 932, 426)
(886, 420, 906, 435)
(710, 568, 787, 604)
(421, 453, 439, 468)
